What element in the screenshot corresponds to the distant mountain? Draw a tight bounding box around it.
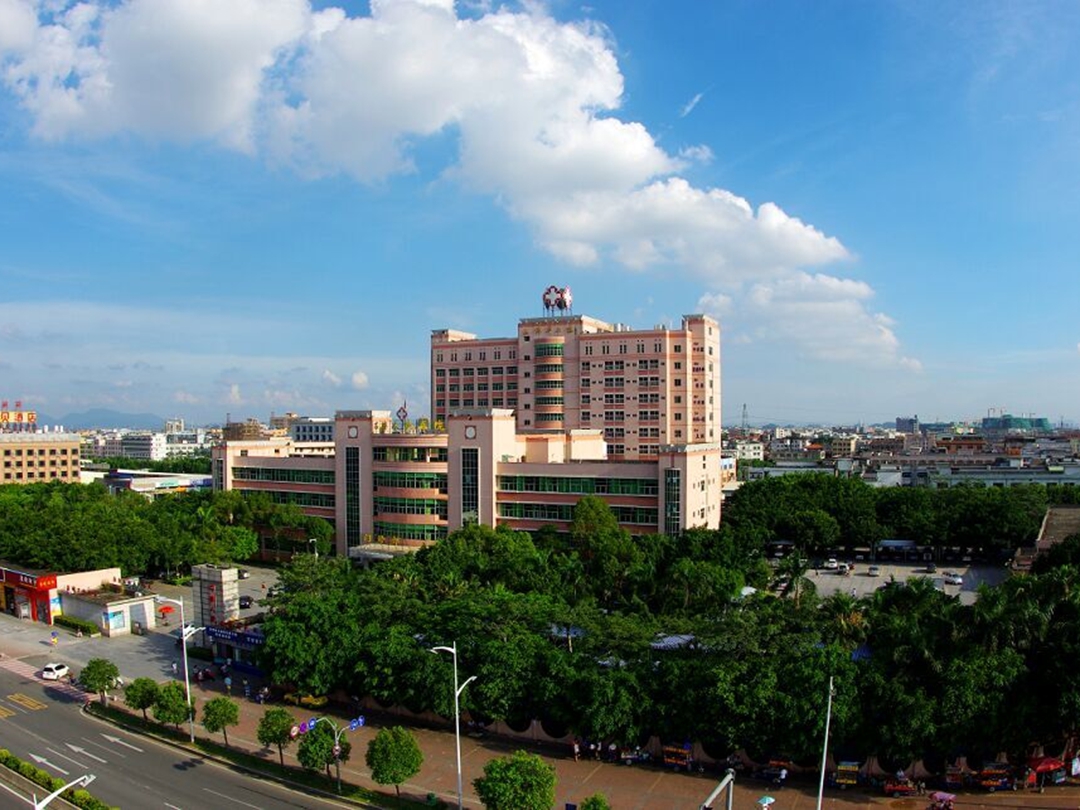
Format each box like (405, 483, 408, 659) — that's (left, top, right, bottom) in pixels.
(55, 409, 167, 431)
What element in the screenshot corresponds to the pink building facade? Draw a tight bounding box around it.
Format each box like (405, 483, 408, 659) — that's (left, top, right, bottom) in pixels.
(431, 309, 721, 461)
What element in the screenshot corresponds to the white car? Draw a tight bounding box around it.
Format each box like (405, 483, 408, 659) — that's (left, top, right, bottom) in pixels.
(41, 663, 69, 681)
(942, 571, 963, 586)
(823, 558, 839, 570)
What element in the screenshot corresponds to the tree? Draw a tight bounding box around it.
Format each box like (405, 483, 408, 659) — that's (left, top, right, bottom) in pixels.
(124, 677, 160, 721)
(79, 658, 120, 704)
(153, 682, 192, 730)
(257, 707, 297, 767)
(580, 795, 612, 810)
(473, 750, 556, 810)
(202, 696, 240, 747)
(366, 726, 424, 797)
(297, 720, 351, 780)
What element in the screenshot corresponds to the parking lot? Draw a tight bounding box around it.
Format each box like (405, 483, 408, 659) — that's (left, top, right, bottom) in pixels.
(806, 559, 1010, 605)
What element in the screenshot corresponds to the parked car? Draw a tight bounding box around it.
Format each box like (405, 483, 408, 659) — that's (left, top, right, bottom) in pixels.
(926, 562, 938, 573)
(284, 693, 328, 708)
(238, 569, 251, 579)
(823, 558, 839, 570)
(867, 565, 881, 577)
(41, 663, 69, 681)
(267, 585, 284, 598)
(238, 595, 253, 609)
(942, 571, 963, 586)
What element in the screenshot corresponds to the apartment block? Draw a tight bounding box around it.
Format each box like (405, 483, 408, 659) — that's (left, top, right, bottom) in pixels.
(0, 433, 81, 484)
(431, 310, 720, 461)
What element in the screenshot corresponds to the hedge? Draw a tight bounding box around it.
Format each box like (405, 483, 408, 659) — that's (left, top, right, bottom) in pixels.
(54, 615, 100, 636)
(0, 748, 115, 809)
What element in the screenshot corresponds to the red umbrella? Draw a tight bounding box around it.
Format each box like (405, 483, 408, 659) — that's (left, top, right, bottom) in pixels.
(158, 604, 175, 618)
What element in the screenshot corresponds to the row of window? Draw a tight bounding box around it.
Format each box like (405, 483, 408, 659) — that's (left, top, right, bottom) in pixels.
(3, 470, 74, 481)
(497, 475, 659, 495)
(436, 365, 519, 377)
(435, 348, 517, 362)
(583, 342, 684, 356)
(435, 398, 518, 409)
(373, 522, 448, 542)
(3, 459, 74, 468)
(497, 501, 659, 524)
(373, 447, 448, 463)
(534, 343, 564, 357)
(2, 448, 73, 456)
(233, 467, 335, 485)
(374, 497, 448, 518)
(255, 490, 336, 509)
(373, 471, 449, 492)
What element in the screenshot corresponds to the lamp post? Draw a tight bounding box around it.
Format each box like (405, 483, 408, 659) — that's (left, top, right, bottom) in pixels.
(309, 538, 318, 560)
(307, 715, 364, 793)
(155, 595, 195, 743)
(815, 676, 835, 810)
(34, 773, 95, 809)
(430, 642, 476, 810)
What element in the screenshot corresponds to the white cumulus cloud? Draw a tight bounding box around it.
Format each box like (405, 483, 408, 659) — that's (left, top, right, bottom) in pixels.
(322, 369, 342, 387)
(700, 273, 922, 371)
(351, 371, 369, 390)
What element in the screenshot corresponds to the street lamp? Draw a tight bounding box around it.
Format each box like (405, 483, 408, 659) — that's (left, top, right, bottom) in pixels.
(430, 641, 476, 810)
(815, 676, 835, 810)
(155, 595, 195, 743)
(307, 715, 364, 793)
(309, 538, 318, 560)
(34, 773, 95, 809)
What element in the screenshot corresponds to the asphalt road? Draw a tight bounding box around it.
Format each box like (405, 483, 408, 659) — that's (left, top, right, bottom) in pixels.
(0, 666, 343, 810)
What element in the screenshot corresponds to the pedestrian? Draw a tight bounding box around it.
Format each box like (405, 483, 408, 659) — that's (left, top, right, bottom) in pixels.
(171, 660, 178, 676)
(850, 586, 857, 597)
(778, 766, 788, 788)
(573, 740, 581, 761)
(224, 676, 232, 695)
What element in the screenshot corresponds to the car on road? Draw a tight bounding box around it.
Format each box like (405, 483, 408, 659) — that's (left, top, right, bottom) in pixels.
(239, 595, 253, 609)
(868, 565, 881, 577)
(926, 562, 938, 574)
(41, 663, 69, 680)
(942, 571, 963, 586)
(823, 558, 839, 570)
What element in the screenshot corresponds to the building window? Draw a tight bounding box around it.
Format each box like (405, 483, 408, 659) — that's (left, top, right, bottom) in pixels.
(665, 469, 682, 536)
(461, 448, 479, 526)
(345, 447, 361, 548)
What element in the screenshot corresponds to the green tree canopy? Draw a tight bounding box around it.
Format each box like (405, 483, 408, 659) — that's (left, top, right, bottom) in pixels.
(123, 677, 160, 721)
(79, 658, 119, 704)
(257, 707, 297, 767)
(473, 750, 556, 810)
(153, 682, 192, 730)
(365, 726, 423, 797)
(202, 696, 240, 747)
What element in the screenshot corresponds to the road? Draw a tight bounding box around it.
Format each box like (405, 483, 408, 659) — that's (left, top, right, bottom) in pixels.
(0, 665, 343, 809)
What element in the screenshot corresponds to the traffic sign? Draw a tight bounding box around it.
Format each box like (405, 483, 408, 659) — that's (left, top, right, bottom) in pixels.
(290, 725, 300, 739)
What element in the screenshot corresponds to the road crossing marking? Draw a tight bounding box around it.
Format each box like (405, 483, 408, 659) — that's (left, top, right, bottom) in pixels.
(8, 693, 47, 710)
(0, 705, 15, 720)
(0, 658, 86, 700)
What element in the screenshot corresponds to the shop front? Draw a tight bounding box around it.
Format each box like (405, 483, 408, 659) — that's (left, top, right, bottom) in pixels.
(0, 567, 57, 623)
(205, 625, 265, 676)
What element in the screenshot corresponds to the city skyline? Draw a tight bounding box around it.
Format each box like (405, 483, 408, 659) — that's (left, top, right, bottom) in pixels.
(2, 1, 1079, 427)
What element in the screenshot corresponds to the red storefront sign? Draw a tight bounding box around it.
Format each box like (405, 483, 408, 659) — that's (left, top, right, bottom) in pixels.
(1, 569, 57, 591)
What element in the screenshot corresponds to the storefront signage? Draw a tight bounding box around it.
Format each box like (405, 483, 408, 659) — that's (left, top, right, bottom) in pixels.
(1, 569, 56, 590)
(206, 626, 265, 647)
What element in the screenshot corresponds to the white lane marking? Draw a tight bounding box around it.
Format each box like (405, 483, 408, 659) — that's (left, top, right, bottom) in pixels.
(29, 753, 68, 775)
(46, 748, 88, 769)
(0, 778, 32, 805)
(65, 743, 106, 763)
(202, 788, 263, 809)
(164, 804, 183, 809)
(101, 733, 143, 752)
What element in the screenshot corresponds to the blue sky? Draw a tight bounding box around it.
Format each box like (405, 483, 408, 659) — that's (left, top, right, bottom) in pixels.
(1, 0, 1079, 428)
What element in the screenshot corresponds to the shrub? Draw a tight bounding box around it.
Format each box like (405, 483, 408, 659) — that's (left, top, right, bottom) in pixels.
(55, 615, 100, 635)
